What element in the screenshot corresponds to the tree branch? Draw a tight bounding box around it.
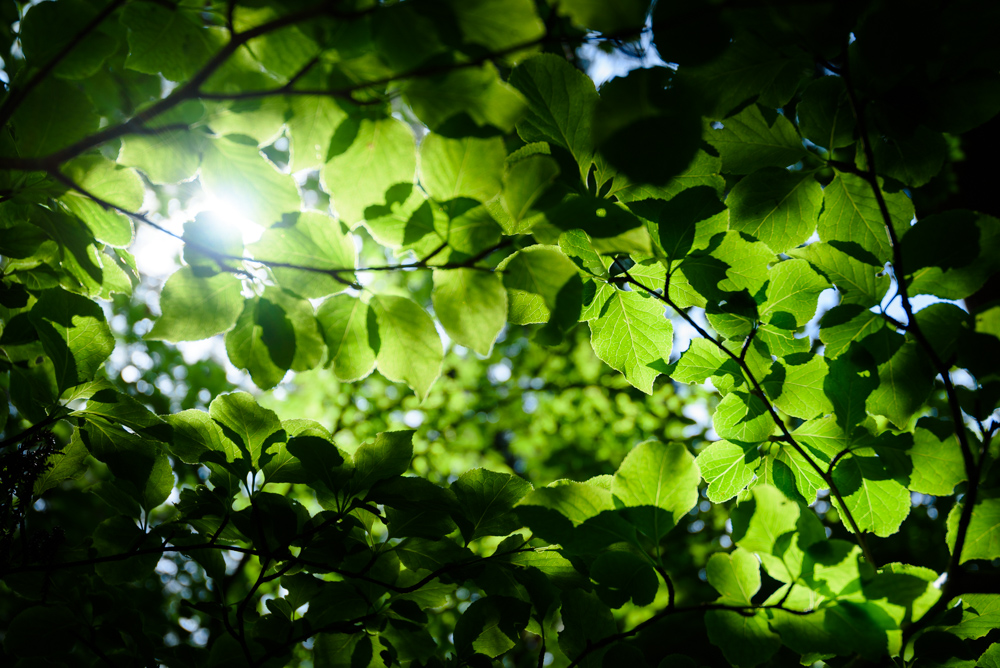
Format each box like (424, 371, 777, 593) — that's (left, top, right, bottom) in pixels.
(566, 600, 816, 668)
(0, 0, 128, 129)
(624, 271, 877, 566)
(2, 542, 257, 576)
(839, 38, 986, 649)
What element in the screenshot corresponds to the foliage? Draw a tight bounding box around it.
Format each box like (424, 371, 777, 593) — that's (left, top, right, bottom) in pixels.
(1, 0, 999, 666)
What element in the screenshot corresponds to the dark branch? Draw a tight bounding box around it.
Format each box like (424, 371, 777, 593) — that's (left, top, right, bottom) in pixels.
(0, 0, 128, 129)
(623, 270, 877, 566)
(2, 542, 256, 576)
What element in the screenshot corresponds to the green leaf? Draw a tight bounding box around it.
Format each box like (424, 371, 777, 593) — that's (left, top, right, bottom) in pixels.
(491, 144, 561, 234)
(119, 127, 207, 185)
(696, 440, 760, 503)
(678, 230, 774, 308)
(226, 295, 296, 390)
(612, 440, 700, 532)
(870, 125, 947, 188)
(831, 454, 910, 537)
(591, 550, 659, 608)
(588, 289, 672, 394)
(671, 338, 744, 393)
(626, 186, 728, 266)
(818, 173, 914, 265)
(557, 0, 649, 32)
(797, 76, 855, 149)
(403, 63, 527, 134)
(707, 548, 761, 605)
(947, 497, 1000, 564)
(866, 339, 935, 429)
(705, 608, 781, 668)
(446, 0, 544, 52)
(558, 229, 607, 278)
(727, 169, 822, 254)
(317, 295, 376, 382)
(825, 346, 879, 429)
(714, 392, 774, 446)
(371, 294, 443, 400)
(517, 482, 618, 546)
(10, 78, 100, 158)
(730, 484, 803, 565)
(352, 431, 414, 494)
(978, 643, 1000, 668)
(432, 269, 507, 355)
(323, 117, 417, 225)
(34, 432, 89, 495)
(510, 54, 600, 182)
(915, 303, 970, 364)
(542, 195, 648, 254)
(611, 149, 724, 203)
(419, 135, 505, 203)
(232, 5, 319, 78)
(789, 242, 888, 308)
(163, 409, 240, 466)
(209, 392, 284, 469)
(200, 135, 301, 228)
(819, 304, 887, 359)
(907, 420, 966, 496)
(121, 2, 224, 81)
(451, 468, 533, 543)
(93, 516, 161, 584)
(268, 419, 347, 486)
(146, 267, 243, 342)
(453, 596, 531, 659)
(761, 259, 829, 329)
(558, 590, 616, 667)
(763, 354, 834, 421)
(58, 156, 142, 247)
(905, 211, 1000, 300)
(497, 245, 579, 325)
(252, 211, 356, 299)
(3, 605, 78, 657)
(80, 417, 173, 511)
(592, 68, 702, 186)
(680, 34, 811, 118)
(940, 594, 1000, 640)
(75, 385, 170, 440)
(707, 104, 807, 175)
(283, 92, 346, 171)
(205, 97, 288, 146)
(19, 0, 117, 79)
(28, 288, 114, 393)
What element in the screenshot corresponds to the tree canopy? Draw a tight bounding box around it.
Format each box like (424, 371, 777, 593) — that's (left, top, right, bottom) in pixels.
(1, 0, 1000, 666)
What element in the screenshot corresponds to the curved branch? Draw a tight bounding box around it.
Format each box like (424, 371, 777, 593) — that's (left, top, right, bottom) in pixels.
(838, 40, 984, 636)
(623, 271, 876, 566)
(49, 170, 510, 288)
(0, 0, 128, 129)
(566, 600, 816, 668)
(2, 542, 257, 576)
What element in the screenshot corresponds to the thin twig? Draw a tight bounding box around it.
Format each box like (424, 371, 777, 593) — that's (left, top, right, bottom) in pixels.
(0, 412, 61, 452)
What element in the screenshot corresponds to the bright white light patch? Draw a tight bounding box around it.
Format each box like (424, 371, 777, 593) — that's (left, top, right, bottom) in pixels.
(194, 194, 266, 246)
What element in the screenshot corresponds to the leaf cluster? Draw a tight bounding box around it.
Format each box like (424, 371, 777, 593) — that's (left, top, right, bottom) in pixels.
(1, 0, 1000, 667)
